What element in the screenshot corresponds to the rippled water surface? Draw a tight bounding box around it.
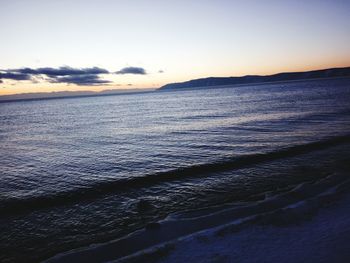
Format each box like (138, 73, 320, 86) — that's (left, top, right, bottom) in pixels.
(1, 78, 350, 262)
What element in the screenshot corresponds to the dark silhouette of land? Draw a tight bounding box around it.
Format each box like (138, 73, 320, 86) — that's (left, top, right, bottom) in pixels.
(159, 67, 350, 90)
(2, 67, 350, 103)
(0, 88, 154, 103)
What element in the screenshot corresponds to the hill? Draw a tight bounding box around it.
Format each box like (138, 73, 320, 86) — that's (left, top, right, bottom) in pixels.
(159, 67, 350, 90)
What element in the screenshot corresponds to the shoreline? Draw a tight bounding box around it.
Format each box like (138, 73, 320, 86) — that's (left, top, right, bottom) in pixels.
(128, 186, 350, 263)
(45, 171, 350, 263)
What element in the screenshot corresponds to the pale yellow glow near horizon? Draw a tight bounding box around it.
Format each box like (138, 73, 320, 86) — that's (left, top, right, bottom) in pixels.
(1, 60, 349, 96)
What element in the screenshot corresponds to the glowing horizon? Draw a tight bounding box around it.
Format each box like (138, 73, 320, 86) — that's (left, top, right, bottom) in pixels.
(1, 0, 350, 96)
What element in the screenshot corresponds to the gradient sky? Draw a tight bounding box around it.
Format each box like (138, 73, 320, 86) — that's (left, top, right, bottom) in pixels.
(1, 0, 349, 95)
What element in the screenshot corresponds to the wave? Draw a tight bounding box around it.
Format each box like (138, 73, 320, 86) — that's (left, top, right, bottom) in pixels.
(1, 134, 350, 216)
(45, 170, 350, 263)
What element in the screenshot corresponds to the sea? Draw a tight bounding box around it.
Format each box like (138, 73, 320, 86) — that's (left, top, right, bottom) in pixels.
(1, 77, 350, 262)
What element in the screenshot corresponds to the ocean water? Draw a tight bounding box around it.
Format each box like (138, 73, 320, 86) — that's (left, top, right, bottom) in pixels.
(1, 78, 350, 262)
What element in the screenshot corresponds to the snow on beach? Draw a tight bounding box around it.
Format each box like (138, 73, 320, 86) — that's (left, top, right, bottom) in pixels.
(116, 179, 350, 263)
(145, 195, 350, 263)
(46, 170, 350, 263)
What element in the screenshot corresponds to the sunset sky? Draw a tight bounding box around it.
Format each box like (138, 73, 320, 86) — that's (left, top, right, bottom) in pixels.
(1, 0, 349, 95)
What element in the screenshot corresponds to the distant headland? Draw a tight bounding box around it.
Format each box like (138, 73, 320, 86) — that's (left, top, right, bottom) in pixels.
(159, 67, 350, 90)
(0, 88, 155, 103)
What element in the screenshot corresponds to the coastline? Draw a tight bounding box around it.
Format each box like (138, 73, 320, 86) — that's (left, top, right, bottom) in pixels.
(45, 170, 350, 263)
(127, 186, 350, 263)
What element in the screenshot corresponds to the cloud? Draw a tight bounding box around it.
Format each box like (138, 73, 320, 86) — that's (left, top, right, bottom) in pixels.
(50, 74, 112, 86)
(115, 67, 146, 75)
(0, 72, 32, 81)
(13, 66, 109, 76)
(158, 70, 164, 73)
(0, 66, 110, 86)
(0, 66, 152, 86)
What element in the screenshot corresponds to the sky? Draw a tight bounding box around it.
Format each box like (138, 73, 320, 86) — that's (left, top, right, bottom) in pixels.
(0, 0, 349, 95)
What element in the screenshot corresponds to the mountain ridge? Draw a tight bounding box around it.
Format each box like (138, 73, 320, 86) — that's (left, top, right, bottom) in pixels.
(159, 67, 350, 90)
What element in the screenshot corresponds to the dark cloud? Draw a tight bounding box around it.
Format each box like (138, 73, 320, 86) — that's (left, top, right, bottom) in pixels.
(13, 66, 109, 76)
(0, 66, 151, 86)
(0, 72, 32, 81)
(1, 66, 110, 86)
(115, 67, 146, 75)
(51, 74, 112, 86)
(158, 70, 164, 73)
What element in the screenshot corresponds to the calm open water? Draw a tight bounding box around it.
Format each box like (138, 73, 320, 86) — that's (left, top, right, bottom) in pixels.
(1, 78, 350, 262)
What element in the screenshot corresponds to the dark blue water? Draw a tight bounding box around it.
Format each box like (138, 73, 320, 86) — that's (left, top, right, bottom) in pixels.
(1, 78, 350, 262)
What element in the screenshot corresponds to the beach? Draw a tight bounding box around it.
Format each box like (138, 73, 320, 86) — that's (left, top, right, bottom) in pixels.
(123, 190, 350, 263)
(46, 157, 350, 263)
